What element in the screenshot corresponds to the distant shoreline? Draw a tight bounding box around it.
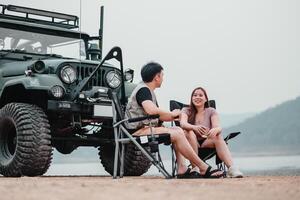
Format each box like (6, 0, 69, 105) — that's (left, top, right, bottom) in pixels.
(52, 151, 300, 164)
(232, 151, 300, 157)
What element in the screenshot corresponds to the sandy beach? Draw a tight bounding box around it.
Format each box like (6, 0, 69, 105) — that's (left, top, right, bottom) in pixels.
(0, 176, 299, 200)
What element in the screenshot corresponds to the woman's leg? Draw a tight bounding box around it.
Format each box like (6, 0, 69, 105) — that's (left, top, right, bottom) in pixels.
(184, 130, 200, 171)
(185, 130, 199, 156)
(200, 131, 234, 168)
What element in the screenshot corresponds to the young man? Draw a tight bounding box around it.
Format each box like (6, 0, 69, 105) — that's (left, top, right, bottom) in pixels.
(125, 62, 224, 178)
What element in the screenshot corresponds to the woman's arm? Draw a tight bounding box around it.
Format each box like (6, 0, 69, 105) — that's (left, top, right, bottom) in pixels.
(208, 112, 222, 136)
(180, 112, 208, 136)
(179, 112, 194, 130)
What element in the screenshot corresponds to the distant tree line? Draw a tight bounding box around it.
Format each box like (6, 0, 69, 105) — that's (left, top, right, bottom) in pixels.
(224, 96, 300, 154)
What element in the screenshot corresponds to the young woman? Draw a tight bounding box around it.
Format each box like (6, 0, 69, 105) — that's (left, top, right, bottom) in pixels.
(180, 87, 243, 178)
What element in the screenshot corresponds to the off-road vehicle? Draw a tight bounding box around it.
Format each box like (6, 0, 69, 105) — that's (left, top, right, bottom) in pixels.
(0, 4, 151, 177)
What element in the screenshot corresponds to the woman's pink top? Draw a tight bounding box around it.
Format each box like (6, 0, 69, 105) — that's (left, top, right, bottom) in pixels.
(181, 107, 217, 129)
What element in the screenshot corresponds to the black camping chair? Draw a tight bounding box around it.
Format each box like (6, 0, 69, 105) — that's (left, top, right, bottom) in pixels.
(111, 92, 172, 179)
(169, 100, 241, 176)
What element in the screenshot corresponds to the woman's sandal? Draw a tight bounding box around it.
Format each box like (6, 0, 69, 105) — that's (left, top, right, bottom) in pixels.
(176, 168, 191, 179)
(200, 166, 225, 179)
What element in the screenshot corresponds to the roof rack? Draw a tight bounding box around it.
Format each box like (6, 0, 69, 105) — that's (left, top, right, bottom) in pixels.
(0, 4, 79, 29)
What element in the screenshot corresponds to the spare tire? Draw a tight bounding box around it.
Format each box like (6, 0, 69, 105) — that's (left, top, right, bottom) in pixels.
(0, 103, 52, 177)
(98, 128, 151, 176)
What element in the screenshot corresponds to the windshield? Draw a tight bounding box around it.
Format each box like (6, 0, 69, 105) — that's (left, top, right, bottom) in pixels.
(0, 27, 86, 59)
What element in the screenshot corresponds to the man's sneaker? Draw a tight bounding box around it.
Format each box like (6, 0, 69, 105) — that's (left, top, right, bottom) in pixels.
(227, 166, 243, 178)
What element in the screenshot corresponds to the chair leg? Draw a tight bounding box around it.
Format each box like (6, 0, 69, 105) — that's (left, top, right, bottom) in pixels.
(113, 126, 119, 179)
(171, 145, 177, 177)
(120, 125, 172, 179)
(120, 133, 125, 178)
(157, 150, 165, 169)
(222, 162, 227, 176)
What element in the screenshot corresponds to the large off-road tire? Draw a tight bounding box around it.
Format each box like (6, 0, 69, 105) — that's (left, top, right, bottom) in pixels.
(99, 143, 151, 176)
(0, 103, 52, 177)
(99, 142, 152, 176)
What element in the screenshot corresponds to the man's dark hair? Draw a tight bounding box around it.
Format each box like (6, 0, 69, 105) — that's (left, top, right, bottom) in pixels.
(141, 62, 163, 82)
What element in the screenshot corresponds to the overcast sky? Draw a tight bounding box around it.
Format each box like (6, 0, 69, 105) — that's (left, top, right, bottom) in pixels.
(4, 0, 300, 114)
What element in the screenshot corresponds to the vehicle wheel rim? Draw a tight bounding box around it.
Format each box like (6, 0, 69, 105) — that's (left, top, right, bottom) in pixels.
(0, 118, 17, 162)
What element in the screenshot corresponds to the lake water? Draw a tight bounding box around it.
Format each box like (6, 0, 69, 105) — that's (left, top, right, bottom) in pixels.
(46, 154, 300, 176)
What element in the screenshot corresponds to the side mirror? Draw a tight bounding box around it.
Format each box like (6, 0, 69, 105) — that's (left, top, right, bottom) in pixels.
(124, 68, 134, 82)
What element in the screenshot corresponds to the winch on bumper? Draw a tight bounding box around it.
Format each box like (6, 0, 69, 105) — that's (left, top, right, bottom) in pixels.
(47, 86, 113, 120)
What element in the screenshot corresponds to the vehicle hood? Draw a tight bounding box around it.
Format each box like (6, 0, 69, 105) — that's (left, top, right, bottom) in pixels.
(0, 58, 105, 77)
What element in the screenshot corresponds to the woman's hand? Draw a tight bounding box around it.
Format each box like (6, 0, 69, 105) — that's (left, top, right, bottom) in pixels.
(207, 127, 222, 138)
(192, 125, 209, 138)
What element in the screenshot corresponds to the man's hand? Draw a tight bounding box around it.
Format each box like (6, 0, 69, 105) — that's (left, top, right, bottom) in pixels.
(171, 109, 181, 120)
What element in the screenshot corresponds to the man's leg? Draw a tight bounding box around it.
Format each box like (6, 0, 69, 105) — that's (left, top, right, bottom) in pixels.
(173, 144, 189, 175)
(185, 130, 201, 172)
(133, 126, 221, 175)
(134, 126, 188, 174)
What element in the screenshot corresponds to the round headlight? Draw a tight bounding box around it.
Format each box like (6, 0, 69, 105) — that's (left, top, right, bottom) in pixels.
(60, 65, 77, 84)
(0, 39, 4, 49)
(50, 85, 64, 98)
(105, 70, 121, 89)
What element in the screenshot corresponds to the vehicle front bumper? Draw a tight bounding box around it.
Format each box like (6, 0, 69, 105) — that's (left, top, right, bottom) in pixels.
(47, 100, 113, 119)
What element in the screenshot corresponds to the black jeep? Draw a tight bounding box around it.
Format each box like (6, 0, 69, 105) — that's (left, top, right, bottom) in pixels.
(0, 4, 151, 177)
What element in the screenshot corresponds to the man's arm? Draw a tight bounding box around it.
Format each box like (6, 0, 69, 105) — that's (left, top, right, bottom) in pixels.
(136, 87, 180, 121)
(141, 100, 180, 121)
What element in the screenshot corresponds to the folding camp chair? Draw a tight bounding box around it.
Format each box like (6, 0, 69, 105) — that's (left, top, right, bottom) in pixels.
(169, 100, 241, 176)
(111, 92, 172, 179)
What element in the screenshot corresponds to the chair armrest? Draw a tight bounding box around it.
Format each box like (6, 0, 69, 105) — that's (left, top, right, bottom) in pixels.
(128, 114, 160, 123)
(113, 114, 160, 127)
(224, 132, 241, 142)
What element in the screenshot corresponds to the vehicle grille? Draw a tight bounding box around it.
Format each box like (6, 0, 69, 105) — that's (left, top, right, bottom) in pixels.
(76, 64, 105, 89)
